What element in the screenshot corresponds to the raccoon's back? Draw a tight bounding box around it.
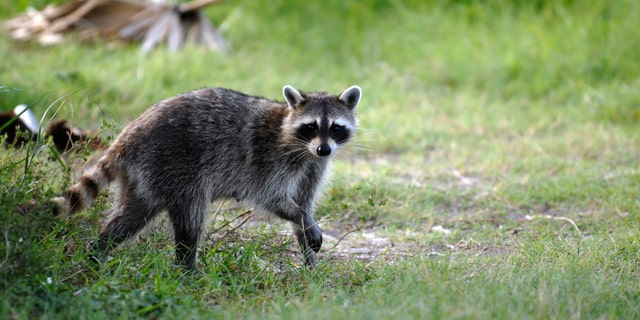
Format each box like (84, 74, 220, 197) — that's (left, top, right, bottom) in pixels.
(118, 88, 266, 151)
(109, 88, 284, 198)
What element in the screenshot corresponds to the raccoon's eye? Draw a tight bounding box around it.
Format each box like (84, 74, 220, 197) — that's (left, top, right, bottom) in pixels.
(330, 124, 345, 133)
(295, 123, 319, 142)
(330, 124, 350, 143)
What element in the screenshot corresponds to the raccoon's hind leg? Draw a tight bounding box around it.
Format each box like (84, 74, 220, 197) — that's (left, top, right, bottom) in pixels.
(167, 198, 206, 270)
(90, 187, 162, 263)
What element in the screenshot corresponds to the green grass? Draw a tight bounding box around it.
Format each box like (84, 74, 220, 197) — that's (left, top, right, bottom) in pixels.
(2, 0, 640, 318)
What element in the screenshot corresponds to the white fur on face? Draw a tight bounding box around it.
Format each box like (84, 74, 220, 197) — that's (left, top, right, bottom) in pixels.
(331, 118, 357, 131)
(291, 116, 321, 129)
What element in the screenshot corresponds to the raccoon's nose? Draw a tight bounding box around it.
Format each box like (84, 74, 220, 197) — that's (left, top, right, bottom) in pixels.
(317, 143, 332, 157)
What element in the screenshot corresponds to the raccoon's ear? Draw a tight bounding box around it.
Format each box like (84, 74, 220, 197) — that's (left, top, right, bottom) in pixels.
(283, 85, 306, 109)
(338, 85, 361, 110)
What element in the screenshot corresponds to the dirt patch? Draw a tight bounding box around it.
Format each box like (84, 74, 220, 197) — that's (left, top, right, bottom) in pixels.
(196, 208, 418, 267)
(321, 227, 416, 263)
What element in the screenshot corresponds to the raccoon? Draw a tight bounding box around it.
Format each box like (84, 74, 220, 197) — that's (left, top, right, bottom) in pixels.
(55, 85, 361, 269)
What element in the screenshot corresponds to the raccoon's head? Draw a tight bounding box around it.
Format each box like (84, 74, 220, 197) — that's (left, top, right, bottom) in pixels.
(282, 85, 361, 158)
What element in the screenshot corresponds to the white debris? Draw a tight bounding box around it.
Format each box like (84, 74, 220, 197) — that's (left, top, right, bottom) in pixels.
(431, 225, 451, 235)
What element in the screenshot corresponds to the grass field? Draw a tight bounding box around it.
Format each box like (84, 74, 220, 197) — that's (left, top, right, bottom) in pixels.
(1, 0, 640, 318)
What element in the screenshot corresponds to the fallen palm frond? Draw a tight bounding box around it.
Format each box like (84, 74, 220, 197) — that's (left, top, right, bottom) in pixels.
(3, 0, 228, 53)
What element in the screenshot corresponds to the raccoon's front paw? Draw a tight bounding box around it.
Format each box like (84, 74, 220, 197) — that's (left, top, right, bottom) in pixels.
(294, 215, 322, 267)
(300, 224, 322, 268)
(305, 223, 323, 253)
(295, 218, 323, 266)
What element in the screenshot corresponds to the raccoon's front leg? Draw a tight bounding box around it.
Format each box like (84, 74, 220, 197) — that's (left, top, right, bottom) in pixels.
(290, 166, 325, 267)
(293, 213, 322, 267)
(265, 197, 322, 267)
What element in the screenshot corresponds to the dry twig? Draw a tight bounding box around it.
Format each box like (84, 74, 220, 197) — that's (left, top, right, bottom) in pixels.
(525, 214, 583, 237)
(323, 221, 367, 252)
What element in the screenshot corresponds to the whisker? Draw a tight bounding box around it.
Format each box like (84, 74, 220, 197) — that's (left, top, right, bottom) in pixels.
(349, 146, 372, 151)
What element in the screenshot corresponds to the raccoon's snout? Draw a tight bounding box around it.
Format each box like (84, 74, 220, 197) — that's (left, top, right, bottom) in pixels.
(317, 143, 332, 157)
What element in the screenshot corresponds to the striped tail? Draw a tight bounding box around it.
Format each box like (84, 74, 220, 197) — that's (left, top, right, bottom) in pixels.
(14, 156, 116, 217)
(51, 159, 115, 216)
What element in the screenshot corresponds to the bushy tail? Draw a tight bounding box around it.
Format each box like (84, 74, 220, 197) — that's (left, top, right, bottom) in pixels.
(50, 158, 116, 216)
(14, 153, 118, 217)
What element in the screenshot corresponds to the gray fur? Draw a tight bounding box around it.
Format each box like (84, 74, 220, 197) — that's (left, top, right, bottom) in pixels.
(283, 85, 305, 109)
(338, 85, 361, 110)
(63, 85, 361, 269)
